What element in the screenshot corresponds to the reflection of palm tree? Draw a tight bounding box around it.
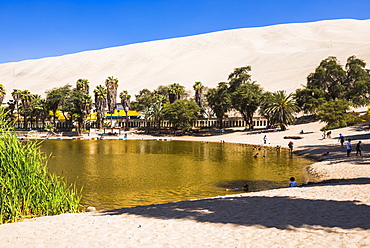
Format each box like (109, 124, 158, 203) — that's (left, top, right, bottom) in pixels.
(266, 90, 299, 131)
(0, 84, 6, 106)
(119, 90, 131, 130)
(193, 81, 204, 108)
(94, 85, 107, 129)
(105, 76, 119, 128)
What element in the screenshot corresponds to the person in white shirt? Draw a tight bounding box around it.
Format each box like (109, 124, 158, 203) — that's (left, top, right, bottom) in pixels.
(346, 139, 352, 157)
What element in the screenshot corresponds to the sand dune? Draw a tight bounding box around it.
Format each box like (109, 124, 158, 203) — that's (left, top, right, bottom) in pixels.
(1, 19, 370, 101)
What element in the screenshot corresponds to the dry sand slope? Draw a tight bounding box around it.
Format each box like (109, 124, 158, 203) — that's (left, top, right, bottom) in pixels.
(1, 19, 370, 101)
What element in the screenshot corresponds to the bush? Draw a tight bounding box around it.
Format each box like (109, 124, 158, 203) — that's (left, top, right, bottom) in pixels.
(0, 109, 81, 224)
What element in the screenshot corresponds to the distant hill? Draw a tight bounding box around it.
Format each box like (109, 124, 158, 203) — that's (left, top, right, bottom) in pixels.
(1, 19, 369, 101)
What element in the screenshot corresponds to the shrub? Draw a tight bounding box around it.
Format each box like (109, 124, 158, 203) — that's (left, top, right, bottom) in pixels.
(0, 109, 81, 224)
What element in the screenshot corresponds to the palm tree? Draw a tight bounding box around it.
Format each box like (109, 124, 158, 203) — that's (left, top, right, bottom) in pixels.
(94, 85, 107, 129)
(168, 83, 185, 103)
(12, 89, 22, 128)
(193, 81, 204, 108)
(119, 90, 131, 130)
(0, 84, 6, 106)
(105, 76, 119, 127)
(266, 90, 300, 131)
(76, 79, 90, 95)
(20, 90, 33, 129)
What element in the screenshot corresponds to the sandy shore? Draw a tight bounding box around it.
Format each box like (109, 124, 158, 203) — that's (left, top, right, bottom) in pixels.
(1, 121, 370, 247)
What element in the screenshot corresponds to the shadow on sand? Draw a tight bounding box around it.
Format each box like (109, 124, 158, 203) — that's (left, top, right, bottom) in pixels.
(101, 178, 370, 230)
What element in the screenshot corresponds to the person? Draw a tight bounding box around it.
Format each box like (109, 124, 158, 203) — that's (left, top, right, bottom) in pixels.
(327, 131, 331, 138)
(288, 141, 294, 152)
(356, 141, 362, 156)
(242, 184, 249, 192)
(322, 130, 326, 139)
(289, 177, 297, 187)
(346, 139, 352, 157)
(263, 135, 267, 144)
(254, 153, 259, 158)
(339, 133, 345, 146)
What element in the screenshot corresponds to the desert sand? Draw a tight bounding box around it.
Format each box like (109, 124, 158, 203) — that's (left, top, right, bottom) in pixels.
(1, 19, 370, 101)
(0, 120, 370, 247)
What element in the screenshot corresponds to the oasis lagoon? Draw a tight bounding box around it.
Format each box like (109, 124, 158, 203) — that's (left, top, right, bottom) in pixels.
(40, 139, 312, 210)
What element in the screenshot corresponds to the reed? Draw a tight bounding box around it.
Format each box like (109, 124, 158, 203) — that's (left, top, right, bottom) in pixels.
(0, 109, 81, 224)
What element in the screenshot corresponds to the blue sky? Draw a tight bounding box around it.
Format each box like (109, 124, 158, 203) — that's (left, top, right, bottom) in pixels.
(1, 0, 369, 64)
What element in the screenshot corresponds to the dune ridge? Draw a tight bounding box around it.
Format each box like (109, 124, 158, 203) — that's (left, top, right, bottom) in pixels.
(1, 19, 370, 101)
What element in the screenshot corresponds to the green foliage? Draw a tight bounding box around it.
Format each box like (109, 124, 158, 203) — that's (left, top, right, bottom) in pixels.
(296, 56, 370, 114)
(168, 83, 186, 103)
(266, 91, 299, 131)
(231, 82, 263, 129)
(205, 82, 231, 128)
(163, 99, 201, 131)
(317, 99, 351, 130)
(0, 110, 81, 224)
(93, 85, 108, 129)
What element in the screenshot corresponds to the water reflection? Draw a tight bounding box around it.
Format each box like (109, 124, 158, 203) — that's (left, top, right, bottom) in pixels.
(40, 140, 312, 210)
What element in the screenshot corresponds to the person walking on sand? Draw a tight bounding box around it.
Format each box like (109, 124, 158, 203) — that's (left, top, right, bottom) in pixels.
(339, 133, 345, 146)
(346, 139, 352, 157)
(356, 141, 363, 156)
(263, 135, 267, 145)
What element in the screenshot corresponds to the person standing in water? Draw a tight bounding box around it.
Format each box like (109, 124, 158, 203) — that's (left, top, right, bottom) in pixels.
(289, 177, 297, 187)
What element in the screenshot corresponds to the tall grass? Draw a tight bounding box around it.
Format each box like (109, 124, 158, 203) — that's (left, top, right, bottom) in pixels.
(0, 110, 81, 224)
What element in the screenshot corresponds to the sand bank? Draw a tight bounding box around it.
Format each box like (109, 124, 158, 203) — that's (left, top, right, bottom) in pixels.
(1, 121, 370, 247)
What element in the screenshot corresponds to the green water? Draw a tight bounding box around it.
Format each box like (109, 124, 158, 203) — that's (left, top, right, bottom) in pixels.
(40, 140, 312, 210)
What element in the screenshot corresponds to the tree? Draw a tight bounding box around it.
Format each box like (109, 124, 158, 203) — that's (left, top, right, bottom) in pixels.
(317, 99, 351, 130)
(74, 80, 92, 134)
(163, 99, 201, 131)
(119, 90, 131, 130)
(307, 56, 347, 101)
(228, 66, 252, 91)
(193, 81, 204, 108)
(11, 89, 22, 128)
(93, 85, 107, 129)
(28, 95, 47, 129)
(266, 91, 299, 131)
(76, 79, 90, 95)
(296, 56, 370, 114)
(45, 85, 72, 126)
(19, 90, 33, 129)
(105, 76, 119, 127)
(259, 91, 275, 127)
(345, 56, 370, 106)
(0, 84, 5, 105)
(168, 83, 185, 103)
(205, 82, 231, 129)
(231, 82, 263, 129)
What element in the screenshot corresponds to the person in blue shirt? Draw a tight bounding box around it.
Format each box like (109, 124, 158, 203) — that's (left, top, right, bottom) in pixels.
(289, 177, 297, 187)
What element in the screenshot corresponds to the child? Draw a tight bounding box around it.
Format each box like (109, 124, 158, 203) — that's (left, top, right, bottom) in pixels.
(288, 141, 294, 152)
(289, 177, 297, 187)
